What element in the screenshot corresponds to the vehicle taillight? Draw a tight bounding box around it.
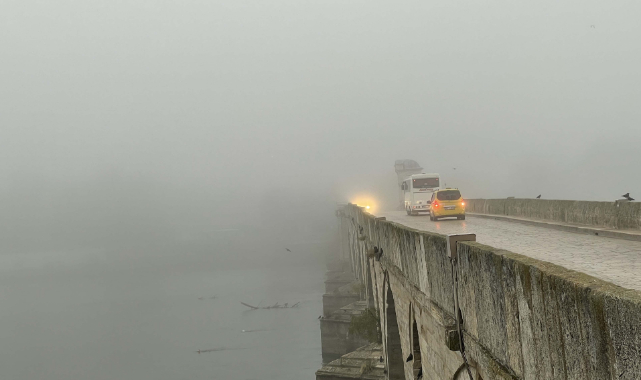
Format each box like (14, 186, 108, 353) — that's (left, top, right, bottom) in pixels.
(461, 201, 465, 206)
(432, 201, 439, 208)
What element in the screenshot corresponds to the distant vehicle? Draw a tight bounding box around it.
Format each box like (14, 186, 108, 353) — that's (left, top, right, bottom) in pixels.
(430, 188, 466, 221)
(401, 173, 440, 215)
(395, 159, 424, 210)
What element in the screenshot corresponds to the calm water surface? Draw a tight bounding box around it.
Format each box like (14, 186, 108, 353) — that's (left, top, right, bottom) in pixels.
(0, 231, 327, 379)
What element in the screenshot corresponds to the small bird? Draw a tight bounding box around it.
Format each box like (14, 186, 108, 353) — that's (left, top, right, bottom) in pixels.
(197, 350, 201, 354)
(379, 356, 383, 363)
(285, 248, 291, 252)
(318, 315, 322, 320)
(623, 193, 635, 201)
(536, 195, 541, 199)
(406, 353, 413, 362)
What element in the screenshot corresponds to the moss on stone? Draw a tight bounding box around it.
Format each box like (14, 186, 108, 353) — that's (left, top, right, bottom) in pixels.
(349, 308, 382, 343)
(351, 282, 366, 294)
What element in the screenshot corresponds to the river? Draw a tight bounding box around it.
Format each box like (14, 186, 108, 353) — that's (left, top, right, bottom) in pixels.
(0, 229, 328, 379)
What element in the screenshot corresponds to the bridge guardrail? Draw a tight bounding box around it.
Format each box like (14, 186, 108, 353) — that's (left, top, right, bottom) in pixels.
(467, 198, 641, 230)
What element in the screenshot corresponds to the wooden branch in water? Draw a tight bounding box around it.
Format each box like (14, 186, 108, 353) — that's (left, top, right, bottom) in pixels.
(240, 301, 300, 310)
(196, 347, 247, 354)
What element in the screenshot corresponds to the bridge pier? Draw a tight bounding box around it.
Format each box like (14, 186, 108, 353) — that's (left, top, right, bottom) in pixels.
(320, 300, 371, 363)
(325, 269, 355, 293)
(323, 281, 361, 317)
(318, 227, 378, 367)
(316, 343, 385, 380)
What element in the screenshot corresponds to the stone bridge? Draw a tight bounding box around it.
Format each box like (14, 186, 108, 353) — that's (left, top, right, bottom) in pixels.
(322, 201, 641, 380)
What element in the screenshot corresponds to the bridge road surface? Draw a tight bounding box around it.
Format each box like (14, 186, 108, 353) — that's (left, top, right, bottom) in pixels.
(378, 211, 641, 292)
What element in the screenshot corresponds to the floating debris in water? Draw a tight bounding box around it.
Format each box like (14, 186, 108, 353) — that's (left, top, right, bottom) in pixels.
(240, 301, 299, 310)
(241, 329, 269, 333)
(196, 347, 247, 354)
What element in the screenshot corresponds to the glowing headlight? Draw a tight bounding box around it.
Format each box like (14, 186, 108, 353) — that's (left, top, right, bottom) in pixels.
(351, 196, 376, 213)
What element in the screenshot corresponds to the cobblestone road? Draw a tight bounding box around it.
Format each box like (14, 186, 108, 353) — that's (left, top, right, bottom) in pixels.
(379, 211, 641, 291)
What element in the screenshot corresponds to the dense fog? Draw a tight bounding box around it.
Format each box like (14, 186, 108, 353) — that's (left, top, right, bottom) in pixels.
(2, 0, 640, 251)
(2, 2, 641, 380)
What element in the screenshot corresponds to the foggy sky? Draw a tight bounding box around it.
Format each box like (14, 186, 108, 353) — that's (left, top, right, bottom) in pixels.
(2, 0, 641, 235)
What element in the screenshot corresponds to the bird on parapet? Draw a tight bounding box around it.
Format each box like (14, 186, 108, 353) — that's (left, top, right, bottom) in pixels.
(536, 195, 541, 199)
(615, 193, 634, 205)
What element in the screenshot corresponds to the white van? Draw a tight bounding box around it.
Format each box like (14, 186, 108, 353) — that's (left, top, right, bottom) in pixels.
(401, 173, 440, 216)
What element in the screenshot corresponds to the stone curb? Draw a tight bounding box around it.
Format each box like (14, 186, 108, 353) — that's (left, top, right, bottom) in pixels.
(468, 213, 641, 242)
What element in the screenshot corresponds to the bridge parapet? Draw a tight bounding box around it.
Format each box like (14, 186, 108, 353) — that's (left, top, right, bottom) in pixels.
(467, 198, 641, 230)
(341, 204, 641, 380)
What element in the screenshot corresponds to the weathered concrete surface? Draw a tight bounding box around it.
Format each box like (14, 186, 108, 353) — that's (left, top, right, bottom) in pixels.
(326, 270, 355, 293)
(320, 301, 371, 363)
(467, 198, 641, 230)
(342, 204, 641, 380)
(380, 210, 641, 291)
(316, 343, 385, 380)
(327, 259, 352, 273)
(468, 212, 641, 242)
(323, 282, 362, 317)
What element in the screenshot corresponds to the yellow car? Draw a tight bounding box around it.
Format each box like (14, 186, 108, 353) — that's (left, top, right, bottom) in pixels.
(429, 188, 466, 221)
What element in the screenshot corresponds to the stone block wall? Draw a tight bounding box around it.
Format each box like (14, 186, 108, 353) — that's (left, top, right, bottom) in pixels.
(342, 204, 641, 379)
(323, 283, 361, 317)
(466, 199, 641, 230)
(320, 317, 370, 363)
